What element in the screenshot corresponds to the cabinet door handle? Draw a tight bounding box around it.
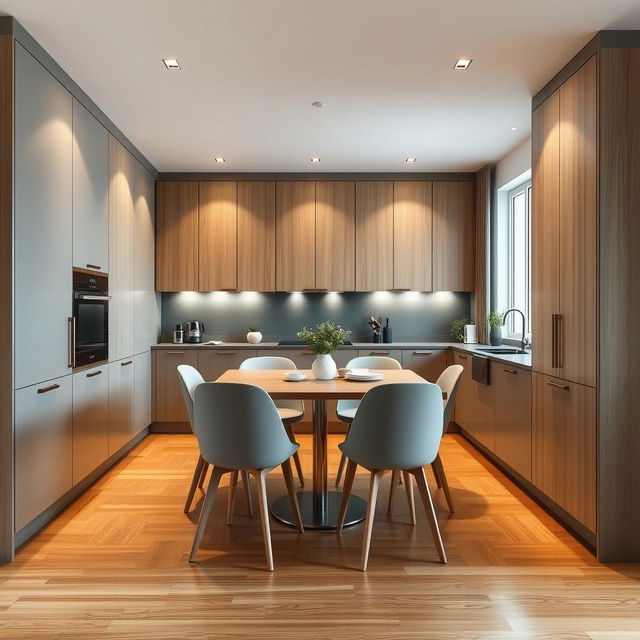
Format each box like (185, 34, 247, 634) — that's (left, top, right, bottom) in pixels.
(547, 380, 569, 391)
(37, 383, 60, 394)
(86, 370, 103, 378)
(458, 354, 468, 360)
(370, 351, 390, 355)
(68, 317, 76, 368)
(166, 351, 186, 355)
(557, 314, 563, 369)
(389, 288, 410, 292)
(216, 351, 237, 355)
(413, 351, 434, 355)
(218, 288, 237, 292)
(302, 288, 329, 292)
(86, 263, 102, 270)
(121, 360, 133, 366)
(303, 351, 315, 356)
(503, 368, 518, 375)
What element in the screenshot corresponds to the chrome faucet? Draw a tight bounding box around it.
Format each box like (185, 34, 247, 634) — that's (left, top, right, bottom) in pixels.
(502, 308, 528, 352)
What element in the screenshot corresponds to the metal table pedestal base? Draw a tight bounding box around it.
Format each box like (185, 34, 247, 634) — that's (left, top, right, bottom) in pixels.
(271, 491, 367, 530)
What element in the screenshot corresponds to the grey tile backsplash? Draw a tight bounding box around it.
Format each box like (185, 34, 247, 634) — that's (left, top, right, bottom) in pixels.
(161, 291, 471, 343)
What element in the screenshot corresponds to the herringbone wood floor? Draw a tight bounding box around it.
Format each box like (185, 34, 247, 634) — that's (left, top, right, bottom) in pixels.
(1, 433, 639, 639)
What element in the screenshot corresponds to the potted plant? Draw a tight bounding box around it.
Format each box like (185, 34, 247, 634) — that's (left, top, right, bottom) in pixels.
(487, 311, 504, 346)
(297, 321, 351, 380)
(246, 325, 262, 344)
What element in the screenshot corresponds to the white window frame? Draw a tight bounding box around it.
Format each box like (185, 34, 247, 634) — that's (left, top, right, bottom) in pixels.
(506, 180, 531, 339)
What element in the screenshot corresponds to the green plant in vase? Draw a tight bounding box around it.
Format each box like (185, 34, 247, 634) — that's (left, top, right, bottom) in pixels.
(487, 311, 504, 346)
(297, 321, 351, 380)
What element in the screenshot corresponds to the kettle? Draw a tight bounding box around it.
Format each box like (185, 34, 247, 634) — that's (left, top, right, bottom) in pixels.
(187, 321, 205, 344)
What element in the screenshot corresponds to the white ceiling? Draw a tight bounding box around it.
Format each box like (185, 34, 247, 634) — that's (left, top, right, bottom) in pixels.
(2, 0, 640, 173)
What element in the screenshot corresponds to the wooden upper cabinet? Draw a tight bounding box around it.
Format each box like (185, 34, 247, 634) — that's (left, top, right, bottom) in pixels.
(393, 181, 433, 291)
(355, 181, 394, 291)
(432, 181, 475, 291)
(237, 181, 276, 291)
(316, 181, 355, 291)
(558, 56, 597, 388)
(155, 182, 198, 291)
(198, 182, 237, 291)
(531, 91, 561, 377)
(276, 181, 316, 291)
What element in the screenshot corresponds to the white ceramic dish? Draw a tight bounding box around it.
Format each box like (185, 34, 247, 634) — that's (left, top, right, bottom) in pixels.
(345, 372, 384, 382)
(283, 371, 306, 382)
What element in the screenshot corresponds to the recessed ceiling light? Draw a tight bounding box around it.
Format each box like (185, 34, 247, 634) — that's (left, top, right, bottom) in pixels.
(214, 157, 225, 163)
(310, 157, 321, 163)
(311, 101, 325, 108)
(163, 58, 181, 70)
(406, 157, 417, 163)
(509, 126, 519, 131)
(454, 58, 472, 70)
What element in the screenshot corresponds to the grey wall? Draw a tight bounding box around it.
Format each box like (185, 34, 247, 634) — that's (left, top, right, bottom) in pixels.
(161, 291, 471, 342)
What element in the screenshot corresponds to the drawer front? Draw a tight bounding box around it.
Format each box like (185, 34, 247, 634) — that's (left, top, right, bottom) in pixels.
(108, 358, 136, 455)
(154, 349, 198, 422)
(15, 375, 73, 531)
(198, 349, 257, 381)
(356, 349, 403, 365)
(402, 349, 447, 382)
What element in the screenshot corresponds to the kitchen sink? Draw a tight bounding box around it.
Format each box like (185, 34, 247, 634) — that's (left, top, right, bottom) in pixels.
(474, 347, 527, 355)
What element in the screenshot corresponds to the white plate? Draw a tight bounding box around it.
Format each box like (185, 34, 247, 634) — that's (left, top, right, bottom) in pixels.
(283, 372, 306, 382)
(345, 372, 384, 382)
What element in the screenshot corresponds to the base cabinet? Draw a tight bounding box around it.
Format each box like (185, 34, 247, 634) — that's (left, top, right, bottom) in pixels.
(493, 366, 532, 481)
(15, 376, 73, 531)
(532, 373, 596, 532)
(452, 351, 474, 430)
(134, 352, 153, 434)
(473, 375, 494, 451)
(197, 349, 257, 382)
(108, 358, 135, 455)
(154, 349, 199, 423)
(401, 349, 447, 383)
(72, 366, 109, 485)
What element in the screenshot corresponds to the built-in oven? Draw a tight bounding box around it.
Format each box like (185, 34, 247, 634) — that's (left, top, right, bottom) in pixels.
(70, 269, 110, 368)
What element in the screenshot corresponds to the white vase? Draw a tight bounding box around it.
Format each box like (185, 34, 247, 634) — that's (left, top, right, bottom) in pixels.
(312, 353, 337, 380)
(247, 331, 262, 344)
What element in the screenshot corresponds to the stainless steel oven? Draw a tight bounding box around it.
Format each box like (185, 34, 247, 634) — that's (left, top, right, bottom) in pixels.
(71, 269, 110, 368)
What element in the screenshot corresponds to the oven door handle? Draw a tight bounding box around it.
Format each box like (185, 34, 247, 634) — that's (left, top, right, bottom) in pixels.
(76, 294, 111, 300)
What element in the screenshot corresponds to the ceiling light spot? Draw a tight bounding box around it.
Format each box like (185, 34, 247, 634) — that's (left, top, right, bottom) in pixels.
(311, 101, 325, 108)
(310, 157, 321, 163)
(509, 126, 519, 131)
(163, 58, 181, 70)
(405, 157, 417, 163)
(214, 157, 225, 163)
(454, 58, 472, 70)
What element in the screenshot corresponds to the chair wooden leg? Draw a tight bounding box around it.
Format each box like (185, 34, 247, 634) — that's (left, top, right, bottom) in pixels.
(241, 470, 253, 517)
(184, 456, 205, 514)
(361, 470, 383, 571)
(402, 470, 416, 525)
(336, 459, 357, 533)
(411, 467, 447, 564)
(335, 452, 347, 487)
(255, 469, 274, 571)
(281, 459, 304, 533)
(189, 466, 225, 562)
(284, 424, 305, 487)
(433, 454, 454, 513)
(226, 470, 238, 526)
(198, 460, 209, 489)
(387, 469, 399, 515)
(431, 461, 443, 489)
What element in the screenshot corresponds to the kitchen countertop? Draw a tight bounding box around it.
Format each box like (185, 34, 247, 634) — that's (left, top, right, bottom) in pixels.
(152, 341, 532, 369)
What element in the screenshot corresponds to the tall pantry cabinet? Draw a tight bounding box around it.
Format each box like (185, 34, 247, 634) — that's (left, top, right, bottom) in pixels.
(532, 39, 640, 561)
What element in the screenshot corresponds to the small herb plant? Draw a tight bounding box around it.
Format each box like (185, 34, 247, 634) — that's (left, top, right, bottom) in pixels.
(487, 311, 504, 328)
(450, 317, 472, 343)
(248, 325, 261, 333)
(297, 322, 351, 355)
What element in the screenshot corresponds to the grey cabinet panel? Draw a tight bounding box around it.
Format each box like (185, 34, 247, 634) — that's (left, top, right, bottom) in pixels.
(154, 349, 198, 422)
(14, 44, 73, 389)
(72, 366, 109, 485)
(197, 349, 257, 381)
(15, 375, 73, 531)
(473, 370, 495, 451)
(401, 349, 447, 383)
(72, 99, 108, 273)
(134, 352, 152, 434)
(451, 351, 473, 430)
(108, 358, 135, 455)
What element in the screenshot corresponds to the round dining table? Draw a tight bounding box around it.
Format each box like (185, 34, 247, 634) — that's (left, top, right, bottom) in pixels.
(215, 367, 427, 530)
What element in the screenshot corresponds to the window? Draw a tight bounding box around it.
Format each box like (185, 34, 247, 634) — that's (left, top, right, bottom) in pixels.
(505, 180, 531, 338)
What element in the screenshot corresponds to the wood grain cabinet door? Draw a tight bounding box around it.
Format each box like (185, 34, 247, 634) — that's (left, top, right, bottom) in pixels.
(473, 370, 495, 452)
(237, 181, 276, 291)
(197, 349, 257, 382)
(558, 56, 597, 388)
(155, 181, 199, 292)
(316, 181, 355, 291)
(401, 349, 447, 383)
(493, 365, 532, 480)
(199, 181, 238, 291)
(276, 181, 316, 291)
(532, 373, 596, 532)
(432, 181, 475, 292)
(355, 181, 394, 291)
(531, 90, 561, 377)
(451, 351, 474, 431)
(153, 349, 199, 423)
(393, 181, 433, 291)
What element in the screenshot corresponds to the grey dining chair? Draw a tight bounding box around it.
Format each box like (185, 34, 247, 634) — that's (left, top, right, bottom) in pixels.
(334, 355, 402, 487)
(177, 364, 253, 517)
(336, 382, 447, 570)
(240, 356, 305, 486)
(388, 364, 464, 518)
(189, 382, 304, 570)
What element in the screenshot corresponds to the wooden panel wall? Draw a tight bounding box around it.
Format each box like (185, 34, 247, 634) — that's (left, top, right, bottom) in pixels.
(474, 167, 490, 343)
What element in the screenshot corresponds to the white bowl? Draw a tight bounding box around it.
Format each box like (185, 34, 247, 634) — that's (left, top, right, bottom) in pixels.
(283, 371, 306, 382)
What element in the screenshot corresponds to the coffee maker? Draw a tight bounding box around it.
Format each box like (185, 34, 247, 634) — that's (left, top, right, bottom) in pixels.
(186, 321, 205, 344)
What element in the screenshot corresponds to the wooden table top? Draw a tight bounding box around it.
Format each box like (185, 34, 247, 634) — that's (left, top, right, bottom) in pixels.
(214, 369, 427, 399)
